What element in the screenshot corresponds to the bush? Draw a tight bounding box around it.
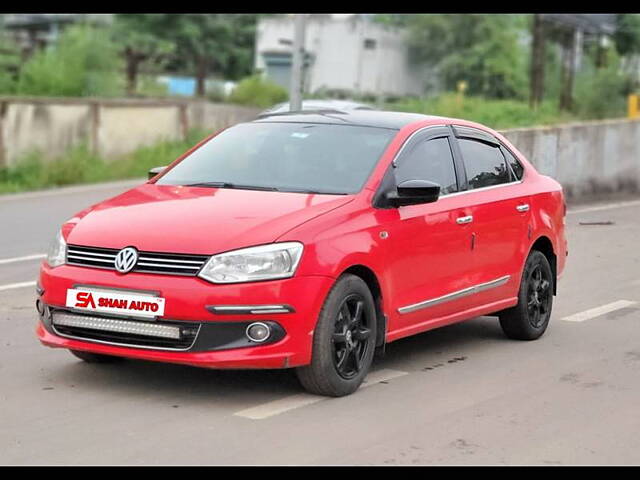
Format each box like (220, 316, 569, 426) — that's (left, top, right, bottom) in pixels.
(17, 24, 123, 97)
(228, 74, 288, 108)
(574, 64, 631, 120)
(387, 93, 578, 129)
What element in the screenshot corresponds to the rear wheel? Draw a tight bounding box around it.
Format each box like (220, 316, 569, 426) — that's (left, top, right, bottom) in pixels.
(499, 250, 554, 340)
(296, 274, 377, 397)
(69, 349, 123, 363)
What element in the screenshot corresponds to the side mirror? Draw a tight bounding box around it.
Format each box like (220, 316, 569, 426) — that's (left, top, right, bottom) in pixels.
(148, 166, 167, 180)
(385, 180, 440, 207)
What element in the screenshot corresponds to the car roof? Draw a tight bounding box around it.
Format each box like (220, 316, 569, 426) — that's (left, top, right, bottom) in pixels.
(253, 109, 447, 130)
(261, 99, 374, 115)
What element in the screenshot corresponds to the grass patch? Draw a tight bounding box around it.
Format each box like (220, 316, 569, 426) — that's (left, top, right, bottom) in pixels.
(386, 93, 583, 130)
(0, 129, 208, 195)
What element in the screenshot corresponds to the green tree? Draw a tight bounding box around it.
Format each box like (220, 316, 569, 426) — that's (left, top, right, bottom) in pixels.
(17, 24, 122, 97)
(149, 14, 257, 97)
(614, 14, 640, 56)
(402, 14, 529, 99)
(112, 14, 174, 96)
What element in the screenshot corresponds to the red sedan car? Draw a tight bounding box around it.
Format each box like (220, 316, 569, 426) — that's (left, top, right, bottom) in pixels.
(36, 110, 567, 397)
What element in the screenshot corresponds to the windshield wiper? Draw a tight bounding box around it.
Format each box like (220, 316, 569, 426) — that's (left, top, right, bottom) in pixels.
(284, 188, 348, 195)
(185, 182, 280, 192)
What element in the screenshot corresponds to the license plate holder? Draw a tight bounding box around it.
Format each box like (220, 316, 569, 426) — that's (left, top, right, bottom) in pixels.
(65, 287, 165, 319)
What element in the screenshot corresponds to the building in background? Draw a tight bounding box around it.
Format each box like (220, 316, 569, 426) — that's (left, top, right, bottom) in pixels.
(1, 14, 113, 56)
(254, 14, 427, 99)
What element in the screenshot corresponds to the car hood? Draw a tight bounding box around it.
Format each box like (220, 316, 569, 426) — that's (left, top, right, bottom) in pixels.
(64, 184, 354, 255)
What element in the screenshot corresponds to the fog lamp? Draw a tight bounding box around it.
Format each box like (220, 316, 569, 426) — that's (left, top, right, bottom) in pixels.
(246, 322, 271, 343)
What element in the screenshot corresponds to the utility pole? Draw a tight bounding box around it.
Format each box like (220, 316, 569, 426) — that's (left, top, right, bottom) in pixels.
(289, 14, 306, 111)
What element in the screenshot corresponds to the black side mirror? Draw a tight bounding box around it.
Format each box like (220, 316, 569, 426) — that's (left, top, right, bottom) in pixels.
(385, 180, 440, 207)
(148, 166, 167, 180)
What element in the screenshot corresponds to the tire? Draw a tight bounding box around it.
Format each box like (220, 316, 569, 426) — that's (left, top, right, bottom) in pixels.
(296, 274, 377, 397)
(69, 349, 123, 363)
(499, 250, 554, 340)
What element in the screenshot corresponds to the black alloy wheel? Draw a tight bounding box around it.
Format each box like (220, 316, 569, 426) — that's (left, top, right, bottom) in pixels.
(331, 294, 372, 380)
(296, 274, 377, 397)
(499, 249, 554, 341)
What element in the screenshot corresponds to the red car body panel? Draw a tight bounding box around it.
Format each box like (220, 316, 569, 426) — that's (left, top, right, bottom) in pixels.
(37, 115, 567, 369)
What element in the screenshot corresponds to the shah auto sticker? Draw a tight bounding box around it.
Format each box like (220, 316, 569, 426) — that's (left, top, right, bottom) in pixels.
(65, 288, 165, 318)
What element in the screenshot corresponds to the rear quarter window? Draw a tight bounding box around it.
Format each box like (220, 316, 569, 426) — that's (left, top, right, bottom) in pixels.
(501, 147, 525, 181)
(458, 138, 510, 189)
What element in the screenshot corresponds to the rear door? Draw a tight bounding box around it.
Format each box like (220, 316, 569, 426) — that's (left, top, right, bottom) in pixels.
(450, 126, 531, 307)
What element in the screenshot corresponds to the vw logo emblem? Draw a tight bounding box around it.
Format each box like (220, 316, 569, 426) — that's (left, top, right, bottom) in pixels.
(114, 247, 138, 274)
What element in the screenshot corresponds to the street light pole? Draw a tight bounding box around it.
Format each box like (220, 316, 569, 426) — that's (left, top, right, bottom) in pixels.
(289, 14, 306, 111)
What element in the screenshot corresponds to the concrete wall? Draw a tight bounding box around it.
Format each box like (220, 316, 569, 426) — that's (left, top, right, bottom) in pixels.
(0, 97, 260, 167)
(1, 97, 638, 200)
(500, 118, 640, 200)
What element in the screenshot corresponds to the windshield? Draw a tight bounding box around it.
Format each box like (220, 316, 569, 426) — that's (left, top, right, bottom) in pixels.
(156, 122, 396, 195)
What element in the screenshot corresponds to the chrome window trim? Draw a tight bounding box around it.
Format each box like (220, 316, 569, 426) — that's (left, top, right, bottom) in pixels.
(439, 179, 524, 199)
(398, 275, 511, 314)
(390, 124, 448, 168)
(385, 124, 526, 203)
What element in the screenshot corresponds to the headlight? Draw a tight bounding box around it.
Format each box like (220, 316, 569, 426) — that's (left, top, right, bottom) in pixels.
(198, 242, 304, 284)
(46, 230, 67, 268)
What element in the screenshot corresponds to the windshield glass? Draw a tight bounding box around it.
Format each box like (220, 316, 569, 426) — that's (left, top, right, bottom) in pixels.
(156, 122, 396, 194)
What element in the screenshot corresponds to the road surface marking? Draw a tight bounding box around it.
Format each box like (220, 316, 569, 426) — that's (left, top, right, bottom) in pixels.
(0, 281, 37, 292)
(234, 368, 409, 420)
(561, 300, 637, 322)
(568, 199, 640, 215)
(361, 368, 409, 385)
(0, 253, 46, 265)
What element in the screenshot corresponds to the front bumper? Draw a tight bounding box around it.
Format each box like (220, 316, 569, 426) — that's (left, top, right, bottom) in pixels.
(36, 263, 336, 369)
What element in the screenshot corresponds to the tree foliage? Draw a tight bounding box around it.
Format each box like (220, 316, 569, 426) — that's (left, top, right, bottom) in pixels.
(17, 24, 122, 97)
(614, 14, 640, 56)
(140, 14, 257, 96)
(112, 14, 174, 95)
(400, 14, 528, 99)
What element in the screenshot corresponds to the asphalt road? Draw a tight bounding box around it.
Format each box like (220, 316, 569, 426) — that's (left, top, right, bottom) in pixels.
(1, 181, 639, 465)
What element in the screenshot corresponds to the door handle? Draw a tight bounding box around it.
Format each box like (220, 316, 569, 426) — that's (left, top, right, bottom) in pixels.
(456, 215, 473, 225)
(516, 204, 530, 213)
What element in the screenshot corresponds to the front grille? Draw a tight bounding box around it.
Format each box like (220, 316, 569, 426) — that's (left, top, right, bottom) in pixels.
(51, 311, 200, 350)
(66, 245, 209, 276)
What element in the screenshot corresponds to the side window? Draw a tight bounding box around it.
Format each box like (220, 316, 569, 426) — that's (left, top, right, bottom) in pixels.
(458, 138, 510, 189)
(501, 147, 524, 181)
(395, 137, 458, 194)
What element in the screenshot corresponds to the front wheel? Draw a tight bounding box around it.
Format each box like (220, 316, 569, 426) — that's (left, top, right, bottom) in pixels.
(499, 250, 554, 340)
(296, 274, 377, 397)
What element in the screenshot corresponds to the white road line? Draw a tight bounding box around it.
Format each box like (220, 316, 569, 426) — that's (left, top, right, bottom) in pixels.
(234, 368, 409, 420)
(568, 199, 640, 215)
(561, 300, 638, 322)
(0, 281, 36, 292)
(0, 253, 46, 265)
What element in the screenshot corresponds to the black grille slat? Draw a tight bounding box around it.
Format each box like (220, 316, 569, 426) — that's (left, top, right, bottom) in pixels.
(66, 245, 209, 276)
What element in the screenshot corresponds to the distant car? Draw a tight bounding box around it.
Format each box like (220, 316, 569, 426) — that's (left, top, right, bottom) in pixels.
(37, 110, 567, 397)
(260, 99, 375, 115)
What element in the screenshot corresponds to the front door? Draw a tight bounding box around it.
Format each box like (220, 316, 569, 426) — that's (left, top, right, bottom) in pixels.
(380, 128, 477, 338)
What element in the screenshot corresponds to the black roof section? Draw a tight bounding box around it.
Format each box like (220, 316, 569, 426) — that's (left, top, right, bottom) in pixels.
(253, 109, 439, 130)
